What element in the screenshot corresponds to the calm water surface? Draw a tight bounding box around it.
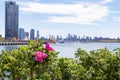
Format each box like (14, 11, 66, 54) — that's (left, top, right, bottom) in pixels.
(52, 42, 120, 58)
(0, 42, 120, 58)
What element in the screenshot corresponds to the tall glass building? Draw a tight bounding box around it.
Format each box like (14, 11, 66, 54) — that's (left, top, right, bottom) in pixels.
(24, 32, 29, 40)
(19, 28, 25, 40)
(30, 29, 35, 40)
(5, 1, 19, 39)
(36, 30, 39, 39)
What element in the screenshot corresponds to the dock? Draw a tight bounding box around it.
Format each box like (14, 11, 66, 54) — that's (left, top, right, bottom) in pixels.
(0, 42, 28, 45)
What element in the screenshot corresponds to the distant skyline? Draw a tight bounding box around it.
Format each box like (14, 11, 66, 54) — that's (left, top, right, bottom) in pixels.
(0, 0, 120, 38)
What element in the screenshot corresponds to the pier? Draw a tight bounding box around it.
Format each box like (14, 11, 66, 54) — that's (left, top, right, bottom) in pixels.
(0, 42, 28, 45)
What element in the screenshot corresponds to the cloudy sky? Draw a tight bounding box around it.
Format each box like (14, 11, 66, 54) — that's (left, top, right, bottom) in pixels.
(0, 0, 120, 38)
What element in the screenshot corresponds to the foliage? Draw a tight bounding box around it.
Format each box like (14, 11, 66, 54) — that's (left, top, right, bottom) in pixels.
(75, 48, 120, 80)
(0, 39, 59, 80)
(1, 40, 120, 80)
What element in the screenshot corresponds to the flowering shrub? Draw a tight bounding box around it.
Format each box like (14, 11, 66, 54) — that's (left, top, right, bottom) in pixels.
(1, 40, 120, 80)
(0, 39, 59, 80)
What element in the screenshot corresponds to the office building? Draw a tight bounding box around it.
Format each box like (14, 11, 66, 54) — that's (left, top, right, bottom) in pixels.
(24, 32, 29, 40)
(36, 30, 39, 39)
(5, 1, 19, 39)
(25, 32, 29, 39)
(19, 28, 25, 40)
(30, 29, 35, 40)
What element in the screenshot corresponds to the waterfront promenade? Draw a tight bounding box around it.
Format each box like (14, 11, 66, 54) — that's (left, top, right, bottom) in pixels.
(0, 42, 28, 45)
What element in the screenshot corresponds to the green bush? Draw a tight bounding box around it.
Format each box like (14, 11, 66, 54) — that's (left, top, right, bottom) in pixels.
(1, 40, 120, 80)
(75, 48, 120, 80)
(0, 39, 59, 80)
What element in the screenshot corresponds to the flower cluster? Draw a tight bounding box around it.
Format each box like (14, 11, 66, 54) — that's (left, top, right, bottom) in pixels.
(35, 52, 47, 62)
(45, 42, 54, 51)
(35, 42, 54, 62)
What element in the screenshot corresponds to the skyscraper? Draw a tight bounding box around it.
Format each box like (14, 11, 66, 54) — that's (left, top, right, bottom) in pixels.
(19, 28, 25, 40)
(36, 30, 39, 39)
(24, 32, 29, 40)
(30, 29, 35, 40)
(5, 1, 19, 39)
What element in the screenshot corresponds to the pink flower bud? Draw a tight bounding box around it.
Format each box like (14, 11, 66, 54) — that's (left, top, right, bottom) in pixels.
(45, 43, 54, 51)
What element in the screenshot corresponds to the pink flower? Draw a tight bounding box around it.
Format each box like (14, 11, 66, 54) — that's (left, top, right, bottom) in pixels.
(45, 43, 54, 51)
(35, 52, 47, 62)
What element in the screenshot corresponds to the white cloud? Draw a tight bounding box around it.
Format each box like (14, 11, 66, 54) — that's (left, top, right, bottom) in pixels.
(19, 2, 110, 25)
(34, 0, 39, 2)
(46, 16, 98, 25)
(101, 0, 114, 4)
(113, 17, 120, 22)
(111, 11, 120, 14)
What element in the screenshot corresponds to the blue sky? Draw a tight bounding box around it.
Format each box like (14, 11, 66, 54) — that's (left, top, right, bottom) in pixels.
(0, 0, 120, 38)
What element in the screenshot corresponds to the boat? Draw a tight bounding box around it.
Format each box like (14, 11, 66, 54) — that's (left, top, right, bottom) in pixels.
(59, 39, 64, 43)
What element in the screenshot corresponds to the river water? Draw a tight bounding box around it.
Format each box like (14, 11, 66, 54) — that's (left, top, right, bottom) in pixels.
(0, 42, 120, 58)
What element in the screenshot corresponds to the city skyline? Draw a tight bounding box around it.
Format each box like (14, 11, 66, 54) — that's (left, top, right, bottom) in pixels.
(0, 0, 120, 38)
